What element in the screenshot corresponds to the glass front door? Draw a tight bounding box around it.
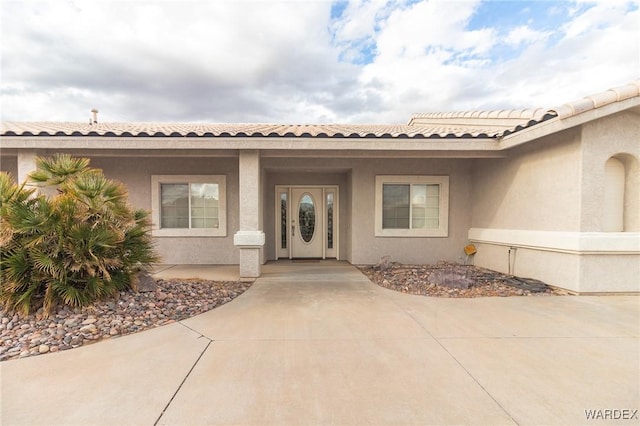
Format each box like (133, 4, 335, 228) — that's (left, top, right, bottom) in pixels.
(276, 186, 338, 259)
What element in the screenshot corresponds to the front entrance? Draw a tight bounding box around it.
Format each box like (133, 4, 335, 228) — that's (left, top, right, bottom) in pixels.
(275, 185, 338, 259)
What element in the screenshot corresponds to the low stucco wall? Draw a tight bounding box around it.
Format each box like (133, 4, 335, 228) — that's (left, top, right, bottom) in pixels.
(470, 111, 640, 292)
(470, 242, 580, 291)
(471, 241, 639, 293)
(578, 253, 640, 293)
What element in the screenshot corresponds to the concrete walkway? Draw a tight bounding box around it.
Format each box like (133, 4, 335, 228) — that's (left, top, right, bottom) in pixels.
(1, 262, 638, 425)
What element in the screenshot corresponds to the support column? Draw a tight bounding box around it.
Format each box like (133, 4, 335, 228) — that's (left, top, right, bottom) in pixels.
(234, 150, 265, 280)
(17, 150, 38, 184)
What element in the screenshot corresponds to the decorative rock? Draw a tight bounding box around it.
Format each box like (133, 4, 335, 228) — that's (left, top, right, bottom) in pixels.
(0, 278, 251, 361)
(360, 262, 558, 299)
(63, 318, 78, 327)
(137, 273, 158, 292)
(79, 324, 97, 333)
(38, 344, 50, 354)
(375, 255, 392, 271)
(428, 266, 474, 290)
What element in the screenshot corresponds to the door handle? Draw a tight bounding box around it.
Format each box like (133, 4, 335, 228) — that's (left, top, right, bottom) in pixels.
(291, 224, 295, 236)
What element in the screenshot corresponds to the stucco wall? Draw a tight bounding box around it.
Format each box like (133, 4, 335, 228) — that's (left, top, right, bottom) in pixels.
(579, 111, 640, 232)
(0, 155, 18, 178)
(89, 155, 240, 265)
(471, 242, 580, 291)
(472, 128, 583, 231)
(349, 158, 473, 265)
(578, 253, 640, 293)
(261, 156, 473, 265)
(470, 111, 640, 293)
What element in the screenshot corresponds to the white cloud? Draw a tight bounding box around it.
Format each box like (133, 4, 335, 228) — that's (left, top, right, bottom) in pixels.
(504, 25, 552, 47)
(0, 0, 638, 124)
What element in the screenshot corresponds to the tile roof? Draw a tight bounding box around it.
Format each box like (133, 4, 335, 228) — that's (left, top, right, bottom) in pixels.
(0, 122, 514, 139)
(407, 108, 555, 137)
(2, 80, 638, 140)
(549, 80, 640, 119)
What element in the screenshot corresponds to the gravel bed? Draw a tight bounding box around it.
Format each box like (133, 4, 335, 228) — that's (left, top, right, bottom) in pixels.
(359, 262, 565, 298)
(0, 279, 251, 362)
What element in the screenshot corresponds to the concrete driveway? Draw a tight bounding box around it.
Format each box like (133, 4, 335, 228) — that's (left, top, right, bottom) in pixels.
(1, 262, 638, 425)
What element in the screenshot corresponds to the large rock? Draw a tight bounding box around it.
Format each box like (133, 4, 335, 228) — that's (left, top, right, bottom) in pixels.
(428, 265, 474, 290)
(504, 277, 549, 293)
(137, 273, 158, 292)
(375, 255, 392, 271)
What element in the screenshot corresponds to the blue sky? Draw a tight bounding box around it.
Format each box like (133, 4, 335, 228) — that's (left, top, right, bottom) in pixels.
(1, 0, 638, 123)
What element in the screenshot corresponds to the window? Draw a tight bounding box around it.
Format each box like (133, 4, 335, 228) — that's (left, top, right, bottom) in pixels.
(151, 175, 226, 237)
(375, 175, 449, 237)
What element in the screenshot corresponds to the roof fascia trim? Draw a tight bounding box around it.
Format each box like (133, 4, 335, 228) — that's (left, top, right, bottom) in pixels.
(498, 96, 640, 150)
(0, 136, 500, 152)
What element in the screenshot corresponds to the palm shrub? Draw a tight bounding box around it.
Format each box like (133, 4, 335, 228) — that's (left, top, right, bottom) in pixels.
(0, 154, 158, 316)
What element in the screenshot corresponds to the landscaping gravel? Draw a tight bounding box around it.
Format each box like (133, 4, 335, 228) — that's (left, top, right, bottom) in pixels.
(359, 262, 564, 298)
(0, 279, 251, 362)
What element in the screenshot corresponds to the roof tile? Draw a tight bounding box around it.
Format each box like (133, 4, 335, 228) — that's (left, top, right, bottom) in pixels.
(550, 80, 640, 118)
(2, 80, 638, 139)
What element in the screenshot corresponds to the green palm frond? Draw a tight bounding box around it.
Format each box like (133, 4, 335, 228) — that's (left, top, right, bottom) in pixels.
(0, 172, 35, 207)
(1, 155, 159, 315)
(29, 154, 91, 187)
(31, 248, 61, 278)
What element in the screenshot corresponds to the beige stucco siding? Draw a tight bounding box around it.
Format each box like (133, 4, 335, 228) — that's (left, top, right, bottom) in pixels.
(0, 155, 18, 178)
(470, 111, 640, 293)
(579, 111, 640, 232)
(260, 157, 473, 265)
(578, 253, 640, 293)
(471, 129, 583, 231)
(89, 155, 240, 265)
(349, 158, 473, 265)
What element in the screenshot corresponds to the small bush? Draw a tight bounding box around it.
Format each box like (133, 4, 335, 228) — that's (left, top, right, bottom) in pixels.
(0, 154, 159, 316)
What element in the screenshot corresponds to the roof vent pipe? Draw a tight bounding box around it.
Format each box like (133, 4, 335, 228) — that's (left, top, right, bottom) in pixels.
(91, 108, 99, 124)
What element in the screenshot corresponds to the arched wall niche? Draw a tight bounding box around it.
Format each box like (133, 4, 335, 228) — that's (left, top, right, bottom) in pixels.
(603, 153, 639, 232)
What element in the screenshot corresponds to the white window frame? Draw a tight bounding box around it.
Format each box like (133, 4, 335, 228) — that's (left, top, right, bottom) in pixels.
(375, 175, 449, 237)
(151, 175, 227, 237)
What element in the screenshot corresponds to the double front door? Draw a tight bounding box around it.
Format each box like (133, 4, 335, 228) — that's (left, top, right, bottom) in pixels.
(276, 186, 338, 259)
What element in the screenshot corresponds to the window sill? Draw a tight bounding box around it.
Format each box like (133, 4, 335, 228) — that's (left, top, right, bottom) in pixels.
(152, 228, 227, 238)
(375, 229, 448, 238)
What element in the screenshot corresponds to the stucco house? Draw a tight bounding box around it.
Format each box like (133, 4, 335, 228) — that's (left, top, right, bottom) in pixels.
(1, 81, 639, 293)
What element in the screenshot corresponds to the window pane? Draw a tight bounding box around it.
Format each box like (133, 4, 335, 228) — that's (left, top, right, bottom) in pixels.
(299, 194, 316, 243)
(424, 184, 440, 228)
(161, 184, 189, 228)
(411, 184, 428, 229)
(190, 183, 219, 228)
(383, 184, 410, 229)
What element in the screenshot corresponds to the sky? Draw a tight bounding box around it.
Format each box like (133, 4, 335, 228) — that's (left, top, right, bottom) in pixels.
(0, 0, 638, 124)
